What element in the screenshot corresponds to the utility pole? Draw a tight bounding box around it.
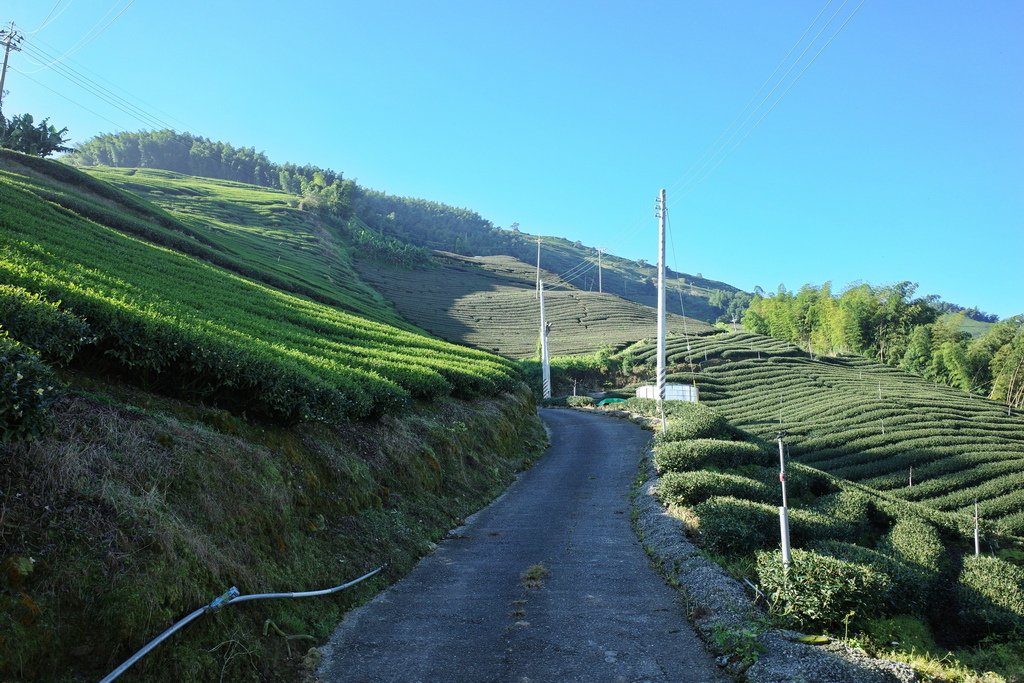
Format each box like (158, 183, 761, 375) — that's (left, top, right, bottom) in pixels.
(656, 189, 667, 433)
(777, 431, 793, 567)
(539, 280, 551, 400)
(597, 247, 603, 293)
(0, 22, 24, 112)
(535, 237, 541, 299)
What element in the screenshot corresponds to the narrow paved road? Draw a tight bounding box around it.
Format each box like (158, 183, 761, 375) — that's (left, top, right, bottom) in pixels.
(318, 409, 726, 682)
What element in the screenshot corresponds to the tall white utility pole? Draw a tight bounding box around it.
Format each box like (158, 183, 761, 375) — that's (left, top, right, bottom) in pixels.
(539, 281, 551, 399)
(597, 247, 603, 293)
(535, 237, 541, 299)
(656, 189, 667, 433)
(0, 22, 24, 111)
(777, 431, 793, 566)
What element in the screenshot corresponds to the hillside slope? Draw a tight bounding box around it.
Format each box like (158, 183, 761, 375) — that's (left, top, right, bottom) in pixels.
(0, 150, 546, 681)
(0, 151, 520, 424)
(355, 251, 713, 358)
(628, 330, 1024, 536)
(67, 130, 747, 323)
(72, 161, 715, 359)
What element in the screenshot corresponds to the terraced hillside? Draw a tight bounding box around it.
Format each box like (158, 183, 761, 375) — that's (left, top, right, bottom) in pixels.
(628, 330, 1024, 535)
(356, 252, 713, 358)
(77, 164, 408, 327)
(0, 150, 519, 423)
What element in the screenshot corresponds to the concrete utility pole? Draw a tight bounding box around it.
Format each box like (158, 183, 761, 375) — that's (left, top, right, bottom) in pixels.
(656, 189, 667, 433)
(535, 237, 541, 299)
(777, 431, 793, 566)
(539, 281, 551, 399)
(597, 247, 603, 293)
(0, 21, 24, 111)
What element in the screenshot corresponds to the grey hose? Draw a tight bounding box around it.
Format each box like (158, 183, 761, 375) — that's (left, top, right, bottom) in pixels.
(99, 566, 385, 683)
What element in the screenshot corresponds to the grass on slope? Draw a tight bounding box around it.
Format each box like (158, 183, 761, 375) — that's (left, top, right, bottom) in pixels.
(1, 374, 545, 682)
(79, 164, 408, 328)
(625, 330, 1024, 536)
(355, 251, 713, 358)
(0, 153, 519, 423)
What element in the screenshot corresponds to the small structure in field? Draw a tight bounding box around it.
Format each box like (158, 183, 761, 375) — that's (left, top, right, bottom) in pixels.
(635, 383, 699, 402)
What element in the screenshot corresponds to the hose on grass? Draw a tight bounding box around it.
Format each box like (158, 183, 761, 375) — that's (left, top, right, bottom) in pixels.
(99, 565, 385, 683)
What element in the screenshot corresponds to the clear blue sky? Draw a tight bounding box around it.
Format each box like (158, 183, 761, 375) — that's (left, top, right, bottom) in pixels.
(5, 1, 1022, 317)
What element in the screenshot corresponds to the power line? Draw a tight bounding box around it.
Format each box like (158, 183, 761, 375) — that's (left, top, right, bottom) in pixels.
(613, 0, 866, 249)
(9, 65, 125, 130)
(27, 36, 193, 130)
(26, 0, 75, 36)
(667, 0, 844, 198)
(675, 0, 868, 199)
(20, 0, 135, 75)
(20, 41, 176, 130)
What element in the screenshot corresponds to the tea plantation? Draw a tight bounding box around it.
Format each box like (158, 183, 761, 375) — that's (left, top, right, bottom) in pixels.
(627, 329, 1024, 536)
(626, 395, 1024, 679)
(0, 150, 521, 425)
(356, 251, 712, 358)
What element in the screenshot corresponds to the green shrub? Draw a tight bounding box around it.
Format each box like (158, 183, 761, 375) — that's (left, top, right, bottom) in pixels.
(956, 555, 1024, 635)
(653, 438, 765, 473)
(695, 496, 779, 553)
(811, 490, 883, 545)
(566, 395, 596, 407)
(813, 540, 924, 614)
(656, 403, 742, 443)
(656, 470, 773, 507)
(744, 462, 839, 500)
(878, 517, 945, 572)
(0, 285, 92, 363)
(756, 548, 892, 632)
(0, 331, 61, 443)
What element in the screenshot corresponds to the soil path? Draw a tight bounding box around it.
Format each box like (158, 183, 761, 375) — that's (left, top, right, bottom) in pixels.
(317, 408, 726, 682)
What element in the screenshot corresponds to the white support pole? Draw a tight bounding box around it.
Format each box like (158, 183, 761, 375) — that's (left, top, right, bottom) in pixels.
(777, 432, 792, 566)
(535, 237, 541, 299)
(974, 500, 981, 557)
(656, 189, 667, 433)
(540, 281, 551, 400)
(908, 466, 913, 488)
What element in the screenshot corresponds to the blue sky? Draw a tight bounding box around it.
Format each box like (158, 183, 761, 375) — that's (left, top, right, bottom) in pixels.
(5, 1, 1022, 317)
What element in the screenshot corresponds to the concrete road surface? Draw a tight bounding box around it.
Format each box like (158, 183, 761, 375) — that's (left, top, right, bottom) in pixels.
(317, 408, 726, 682)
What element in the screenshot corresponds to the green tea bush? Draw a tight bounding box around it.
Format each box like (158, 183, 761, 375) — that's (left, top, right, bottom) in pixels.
(813, 540, 924, 614)
(811, 489, 884, 545)
(655, 403, 743, 443)
(877, 517, 945, 572)
(0, 331, 60, 443)
(653, 438, 765, 473)
(956, 555, 1024, 635)
(566, 395, 596, 407)
(694, 496, 779, 553)
(756, 548, 891, 632)
(656, 470, 772, 507)
(0, 285, 91, 363)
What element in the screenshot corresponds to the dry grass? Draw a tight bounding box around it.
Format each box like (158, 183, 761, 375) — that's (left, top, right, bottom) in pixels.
(520, 563, 550, 589)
